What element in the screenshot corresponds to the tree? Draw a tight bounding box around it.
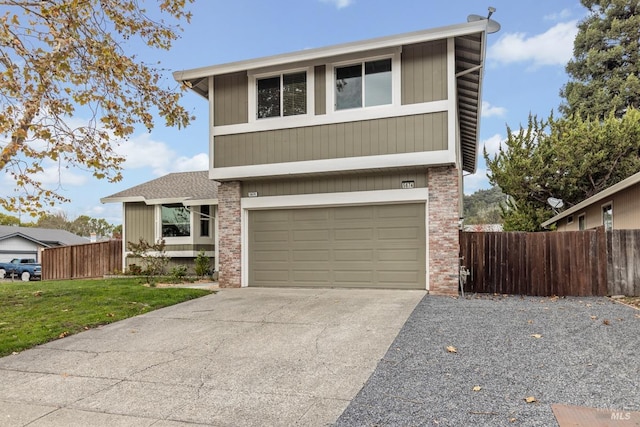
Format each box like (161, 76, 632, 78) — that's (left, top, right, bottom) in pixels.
(485, 109, 640, 231)
(0, 1, 193, 215)
(70, 215, 114, 238)
(0, 212, 19, 226)
(463, 186, 506, 225)
(560, 0, 640, 119)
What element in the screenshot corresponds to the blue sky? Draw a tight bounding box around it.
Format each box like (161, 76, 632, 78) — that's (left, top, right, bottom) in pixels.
(4, 0, 585, 225)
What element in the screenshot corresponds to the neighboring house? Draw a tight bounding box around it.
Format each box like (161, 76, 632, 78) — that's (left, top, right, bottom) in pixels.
(542, 171, 640, 232)
(0, 225, 89, 262)
(101, 171, 218, 273)
(174, 20, 491, 294)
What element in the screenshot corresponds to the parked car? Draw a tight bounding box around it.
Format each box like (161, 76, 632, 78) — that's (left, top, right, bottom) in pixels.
(0, 258, 42, 281)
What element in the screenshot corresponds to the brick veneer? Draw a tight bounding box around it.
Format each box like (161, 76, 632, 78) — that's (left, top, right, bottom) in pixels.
(217, 181, 242, 288)
(428, 166, 460, 296)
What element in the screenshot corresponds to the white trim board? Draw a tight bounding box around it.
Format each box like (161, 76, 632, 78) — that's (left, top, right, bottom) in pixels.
(240, 188, 430, 290)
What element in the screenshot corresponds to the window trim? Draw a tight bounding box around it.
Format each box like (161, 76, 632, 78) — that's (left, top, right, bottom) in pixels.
(248, 67, 313, 123)
(601, 201, 613, 231)
(156, 204, 193, 245)
(200, 205, 211, 238)
(326, 48, 402, 115)
(578, 213, 586, 231)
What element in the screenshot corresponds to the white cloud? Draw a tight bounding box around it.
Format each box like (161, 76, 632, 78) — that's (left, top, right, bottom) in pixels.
(36, 162, 88, 187)
(482, 101, 506, 118)
(320, 0, 353, 9)
(544, 8, 573, 21)
(463, 168, 491, 195)
(489, 20, 578, 68)
(481, 134, 505, 157)
(116, 133, 209, 176)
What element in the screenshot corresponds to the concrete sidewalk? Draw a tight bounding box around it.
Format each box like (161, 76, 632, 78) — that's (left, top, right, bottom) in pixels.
(0, 288, 424, 426)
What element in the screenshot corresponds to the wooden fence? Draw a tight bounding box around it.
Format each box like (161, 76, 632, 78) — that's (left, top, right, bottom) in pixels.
(41, 240, 122, 280)
(607, 230, 640, 296)
(459, 228, 612, 296)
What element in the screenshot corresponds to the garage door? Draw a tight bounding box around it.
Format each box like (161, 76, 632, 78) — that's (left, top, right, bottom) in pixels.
(249, 203, 426, 289)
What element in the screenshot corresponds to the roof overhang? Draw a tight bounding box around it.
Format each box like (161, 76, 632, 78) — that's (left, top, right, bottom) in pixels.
(541, 170, 640, 228)
(100, 196, 218, 206)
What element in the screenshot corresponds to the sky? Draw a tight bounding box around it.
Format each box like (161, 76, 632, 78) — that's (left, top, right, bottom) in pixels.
(2, 0, 586, 225)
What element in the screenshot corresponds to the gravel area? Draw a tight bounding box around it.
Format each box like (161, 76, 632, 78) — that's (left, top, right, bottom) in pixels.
(335, 294, 640, 427)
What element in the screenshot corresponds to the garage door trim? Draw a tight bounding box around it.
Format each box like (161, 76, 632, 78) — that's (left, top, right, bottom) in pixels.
(241, 188, 429, 289)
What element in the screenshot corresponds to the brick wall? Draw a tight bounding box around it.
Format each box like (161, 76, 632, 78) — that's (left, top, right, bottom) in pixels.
(428, 166, 460, 296)
(217, 181, 242, 288)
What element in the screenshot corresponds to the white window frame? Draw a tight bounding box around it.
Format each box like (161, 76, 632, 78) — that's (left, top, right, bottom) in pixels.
(601, 202, 613, 231)
(155, 204, 193, 245)
(248, 67, 313, 123)
(326, 48, 402, 116)
(578, 213, 586, 231)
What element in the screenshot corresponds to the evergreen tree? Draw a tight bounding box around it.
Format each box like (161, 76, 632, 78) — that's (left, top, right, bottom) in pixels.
(560, 0, 640, 119)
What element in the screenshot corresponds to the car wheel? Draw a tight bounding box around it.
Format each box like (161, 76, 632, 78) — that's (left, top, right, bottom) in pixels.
(21, 271, 30, 282)
(0, 269, 5, 279)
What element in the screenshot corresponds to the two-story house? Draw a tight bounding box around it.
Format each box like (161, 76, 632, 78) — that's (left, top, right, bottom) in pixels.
(174, 20, 490, 295)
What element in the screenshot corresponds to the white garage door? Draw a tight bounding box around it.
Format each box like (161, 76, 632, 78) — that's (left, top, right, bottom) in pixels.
(248, 203, 426, 289)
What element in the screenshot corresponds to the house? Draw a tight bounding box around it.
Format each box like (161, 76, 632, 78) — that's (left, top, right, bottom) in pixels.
(542, 171, 640, 231)
(0, 225, 89, 262)
(100, 171, 218, 274)
(173, 20, 491, 295)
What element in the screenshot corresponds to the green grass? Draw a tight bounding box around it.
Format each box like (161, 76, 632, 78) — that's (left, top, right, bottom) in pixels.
(0, 278, 212, 357)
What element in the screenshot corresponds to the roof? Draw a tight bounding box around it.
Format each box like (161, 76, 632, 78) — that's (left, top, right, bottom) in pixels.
(173, 21, 489, 174)
(0, 226, 89, 247)
(100, 171, 218, 205)
(541, 170, 640, 228)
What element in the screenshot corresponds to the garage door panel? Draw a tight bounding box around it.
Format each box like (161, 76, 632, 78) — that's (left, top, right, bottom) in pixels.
(333, 249, 374, 261)
(378, 248, 420, 262)
(254, 230, 289, 242)
(253, 250, 289, 262)
(249, 203, 425, 289)
(292, 250, 330, 261)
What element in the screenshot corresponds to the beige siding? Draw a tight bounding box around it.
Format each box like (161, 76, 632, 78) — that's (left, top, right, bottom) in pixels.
(214, 72, 248, 126)
(556, 183, 640, 231)
(249, 204, 426, 289)
(401, 40, 448, 105)
(244, 171, 427, 197)
(314, 65, 326, 115)
(215, 112, 447, 167)
(124, 202, 154, 243)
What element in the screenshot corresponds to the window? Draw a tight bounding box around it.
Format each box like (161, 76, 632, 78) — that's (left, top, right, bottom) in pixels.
(567, 215, 574, 224)
(335, 58, 392, 110)
(257, 72, 307, 119)
(200, 205, 210, 237)
(161, 204, 190, 237)
(578, 214, 586, 231)
(602, 203, 613, 230)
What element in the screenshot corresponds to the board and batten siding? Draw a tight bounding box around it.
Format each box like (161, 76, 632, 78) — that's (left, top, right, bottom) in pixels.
(314, 65, 326, 115)
(214, 72, 249, 126)
(401, 40, 448, 105)
(214, 112, 447, 168)
(124, 202, 155, 243)
(243, 171, 427, 197)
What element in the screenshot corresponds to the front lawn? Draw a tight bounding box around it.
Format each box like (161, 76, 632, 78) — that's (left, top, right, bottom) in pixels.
(0, 278, 212, 357)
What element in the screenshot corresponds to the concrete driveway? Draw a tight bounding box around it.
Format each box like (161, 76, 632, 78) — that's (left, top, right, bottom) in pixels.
(0, 287, 424, 426)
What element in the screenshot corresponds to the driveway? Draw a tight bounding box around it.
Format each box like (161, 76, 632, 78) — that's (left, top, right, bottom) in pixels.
(336, 295, 640, 426)
(0, 288, 424, 426)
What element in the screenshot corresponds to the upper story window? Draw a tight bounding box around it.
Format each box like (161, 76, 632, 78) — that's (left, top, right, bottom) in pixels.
(161, 204, 190, 238)
(257, 72, 307, 119)
(335, 58, 392, 110)
(578, 214, 586, 230)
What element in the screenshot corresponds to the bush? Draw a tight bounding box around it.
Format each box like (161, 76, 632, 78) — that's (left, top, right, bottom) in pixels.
(170, 265, 188, 281)
(194, 250, 211, 277)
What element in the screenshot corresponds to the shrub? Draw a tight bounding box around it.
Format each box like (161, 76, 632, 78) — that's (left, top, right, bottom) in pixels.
(194, 250, 211, 277)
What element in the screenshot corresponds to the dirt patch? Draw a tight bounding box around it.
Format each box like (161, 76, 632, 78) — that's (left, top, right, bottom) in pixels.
(618, 296, 640, 310)
(144, 279, 219, 290)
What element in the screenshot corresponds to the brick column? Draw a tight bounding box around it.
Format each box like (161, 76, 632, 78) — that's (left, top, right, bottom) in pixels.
(428, 167, 460, 296)
(217, 181, 242, 288)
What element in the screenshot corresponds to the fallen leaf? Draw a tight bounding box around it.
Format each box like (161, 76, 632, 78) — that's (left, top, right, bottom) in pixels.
(58, 331, 69, 338)
(602, 319, 610, 325)
(635, 314, 640, 319)
(586, 303, 592, 307)
(531, 334, 542, 339)
(590, 316, 597, 320)
(446, 346, 457, 353)
(472, 386, 482, 392)
(509, 418, 517, 423)
(525, 396, 537, 403)
(527, 320, 533, 324)
(106, 313, 115, 317)
(61, 309, 69, 312)
(33, 291, 42, 297)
